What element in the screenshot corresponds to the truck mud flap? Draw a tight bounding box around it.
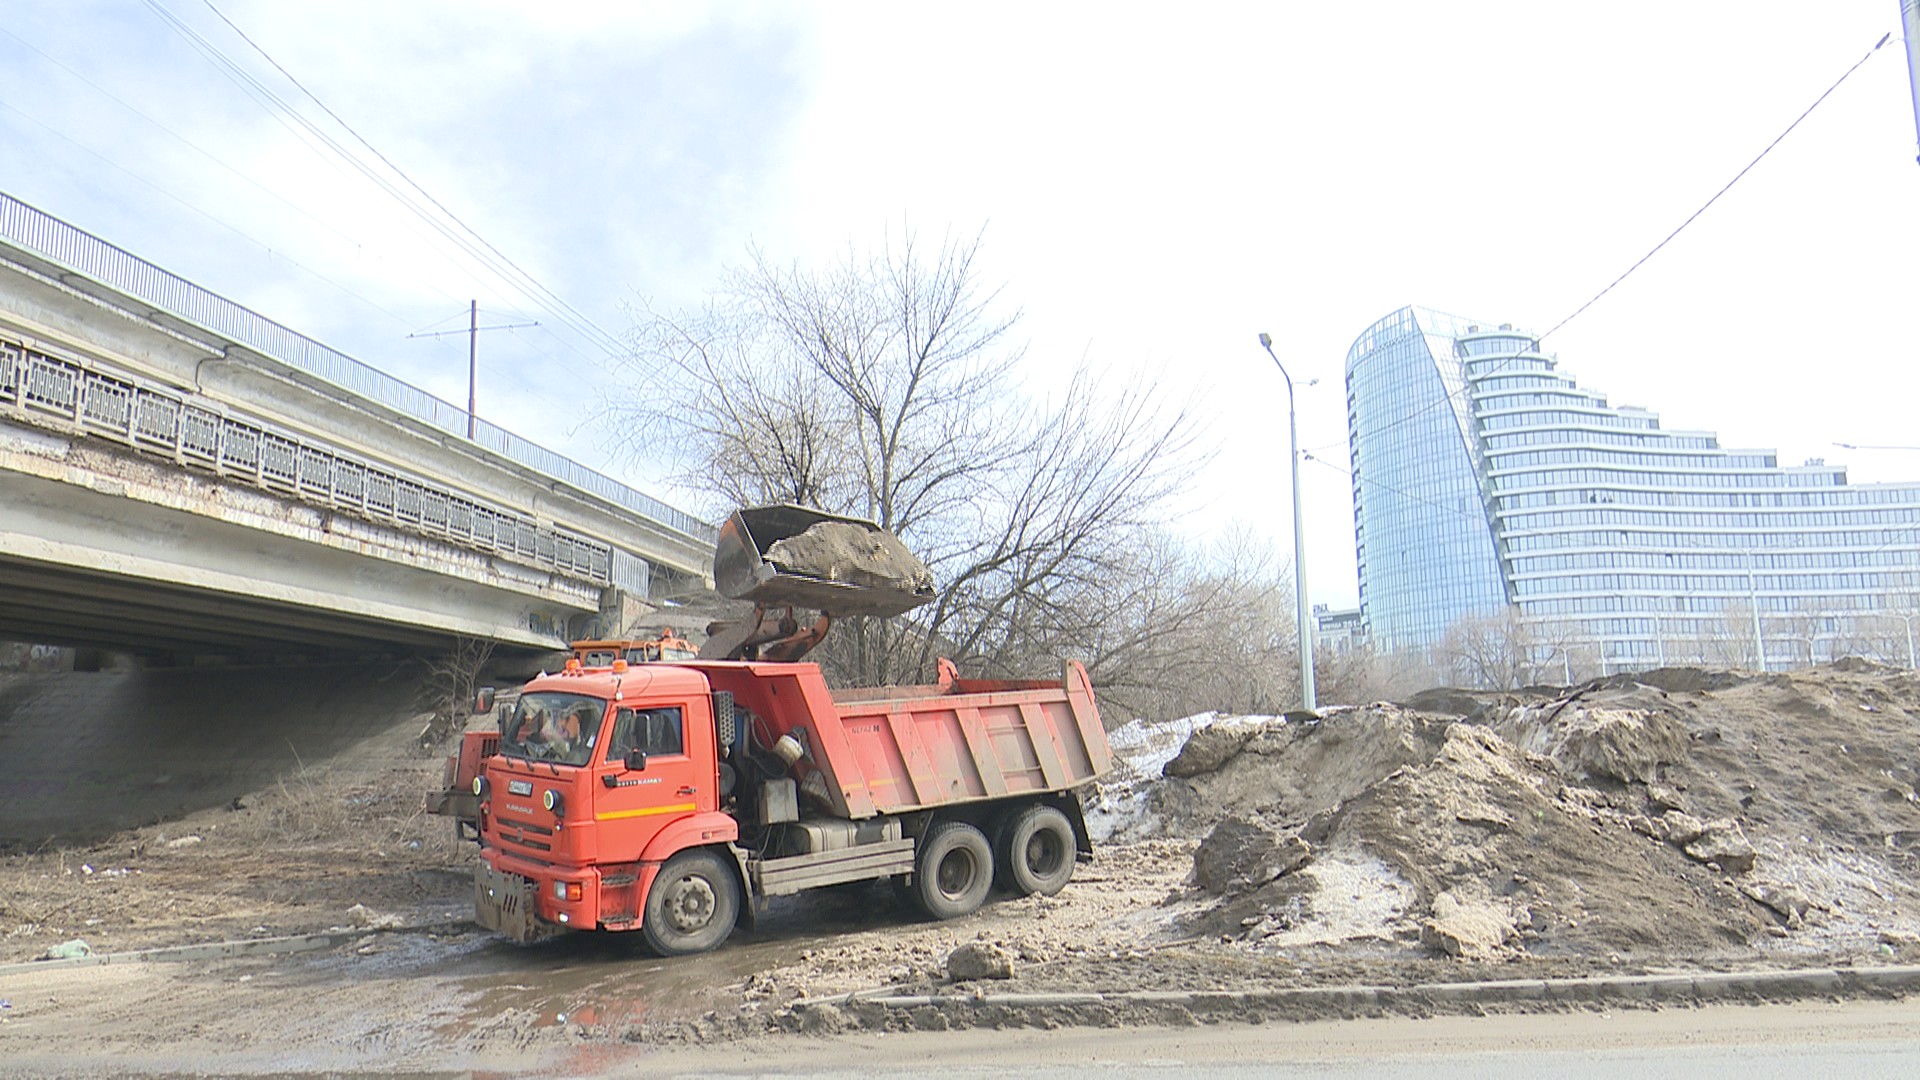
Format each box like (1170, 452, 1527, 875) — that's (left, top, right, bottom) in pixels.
(473, 863, 560, 943)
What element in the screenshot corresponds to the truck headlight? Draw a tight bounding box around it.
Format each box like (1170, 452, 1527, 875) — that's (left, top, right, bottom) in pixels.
(472, 775, 489, 798)
(542, 788, 564, 817)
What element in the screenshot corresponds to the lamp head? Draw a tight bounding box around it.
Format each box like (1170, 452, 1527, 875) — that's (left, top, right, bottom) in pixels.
(1258, 332, 1273, 348)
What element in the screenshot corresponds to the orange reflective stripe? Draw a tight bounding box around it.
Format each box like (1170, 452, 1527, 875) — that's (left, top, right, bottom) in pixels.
(594, 802, 696, 821)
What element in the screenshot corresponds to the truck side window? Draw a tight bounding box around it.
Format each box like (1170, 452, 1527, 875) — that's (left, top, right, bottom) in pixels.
(611, 707, 684, 758)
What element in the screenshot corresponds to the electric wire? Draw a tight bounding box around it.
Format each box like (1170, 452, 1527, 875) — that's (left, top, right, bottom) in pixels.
(1301, 30, 1898, 463)
(140, 0, 620, 367)
(132, 0, 543, 337)
(0, 94, 465, 356)
(195, 0, 627, 358)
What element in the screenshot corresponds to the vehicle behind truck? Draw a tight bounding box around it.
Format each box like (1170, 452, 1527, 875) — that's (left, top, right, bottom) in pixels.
(440, 505, 1113, 955)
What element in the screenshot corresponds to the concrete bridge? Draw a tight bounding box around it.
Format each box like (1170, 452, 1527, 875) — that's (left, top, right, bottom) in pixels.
(0, 193, 713, 665)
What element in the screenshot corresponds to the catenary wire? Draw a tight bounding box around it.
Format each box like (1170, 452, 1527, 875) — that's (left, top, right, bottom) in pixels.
(1301, 31, 1898, 462)
(195, 0, 626, 358)
(140, 0, 618, 365)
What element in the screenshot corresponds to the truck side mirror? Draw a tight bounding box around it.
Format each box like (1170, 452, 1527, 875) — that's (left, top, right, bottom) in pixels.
(475, 687, 497, 713)
(624, 749, 648, 772)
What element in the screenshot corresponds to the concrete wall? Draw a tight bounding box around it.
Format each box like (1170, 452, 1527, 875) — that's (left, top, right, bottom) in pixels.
(0, 663, 436, 847)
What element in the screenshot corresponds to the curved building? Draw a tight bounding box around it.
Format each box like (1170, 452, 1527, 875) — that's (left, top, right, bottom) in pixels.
(1346, 305, 1920, 674)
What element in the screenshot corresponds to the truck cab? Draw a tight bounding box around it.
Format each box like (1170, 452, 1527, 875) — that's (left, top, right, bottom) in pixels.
(452, 505, 1108, 957)
(473, 658, 742, 953)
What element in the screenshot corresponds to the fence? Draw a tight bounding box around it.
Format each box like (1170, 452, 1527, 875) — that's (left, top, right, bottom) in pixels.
(0, 191, 712, 544)
(1, 335, 614, 586)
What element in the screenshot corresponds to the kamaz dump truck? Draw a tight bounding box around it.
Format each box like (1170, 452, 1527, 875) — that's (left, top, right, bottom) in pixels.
(441, 506, 1113, 955)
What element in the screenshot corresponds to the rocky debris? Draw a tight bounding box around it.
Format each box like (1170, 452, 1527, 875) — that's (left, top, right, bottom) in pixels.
(1190, 818, 1312, 895)
(1646, 784, 1688, 814)
(1629, 809, 1707, 846)
(1163, 724, 1258, 778)
(1741, 881, 1818, 928)
(1420, 889, 1519, 959)
(945, 941, 1013, 981)
(1683, 819, 1758, 874)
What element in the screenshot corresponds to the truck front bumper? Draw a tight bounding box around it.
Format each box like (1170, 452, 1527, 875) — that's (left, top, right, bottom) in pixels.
(473, 862, 561, 943)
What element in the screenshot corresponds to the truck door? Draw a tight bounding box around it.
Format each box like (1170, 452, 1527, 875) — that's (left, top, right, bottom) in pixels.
(593, 703, 713, 856)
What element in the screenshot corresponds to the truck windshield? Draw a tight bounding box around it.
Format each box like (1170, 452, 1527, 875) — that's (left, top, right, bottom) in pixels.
(500, 692, 605, 767)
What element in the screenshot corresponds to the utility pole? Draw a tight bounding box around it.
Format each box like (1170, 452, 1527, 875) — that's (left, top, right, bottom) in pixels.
(406, 303, 537, 440)
(467, 301, 477, 438)
(1903, 0, 1920, 163)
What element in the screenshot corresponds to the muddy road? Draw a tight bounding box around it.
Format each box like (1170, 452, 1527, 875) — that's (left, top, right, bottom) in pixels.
(9, 660, 1920, 1074)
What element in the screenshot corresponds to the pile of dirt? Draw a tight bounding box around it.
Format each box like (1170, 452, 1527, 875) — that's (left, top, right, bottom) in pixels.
(1112, 664, 1920, 966)
(765, 520, 934, 597)
(0, 743, 473, 963)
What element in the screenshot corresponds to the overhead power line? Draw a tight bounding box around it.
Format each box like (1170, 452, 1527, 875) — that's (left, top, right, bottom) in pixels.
(193, 0, 626, 358)
(1309, 31, 1899, 462)
(137, 0, 626, 363)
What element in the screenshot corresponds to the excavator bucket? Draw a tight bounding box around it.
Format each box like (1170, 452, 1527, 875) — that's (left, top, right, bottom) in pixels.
(712, 504, 935, 618)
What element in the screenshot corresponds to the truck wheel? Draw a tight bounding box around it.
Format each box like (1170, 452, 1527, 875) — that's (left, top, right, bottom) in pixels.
(642, 849, 739, 957)
(1002, 804, 1075, 897)
(913, 821, 992, 919)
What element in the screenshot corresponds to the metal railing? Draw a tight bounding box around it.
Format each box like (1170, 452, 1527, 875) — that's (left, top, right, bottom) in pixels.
(0, 336, 614, 586)
(0, 191, 712, 544)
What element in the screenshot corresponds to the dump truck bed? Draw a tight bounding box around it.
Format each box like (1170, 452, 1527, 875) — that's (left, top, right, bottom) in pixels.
(687, 660, 1111, 819)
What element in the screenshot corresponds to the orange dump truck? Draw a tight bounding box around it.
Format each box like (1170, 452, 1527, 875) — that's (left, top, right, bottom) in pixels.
(464, 655, 1109, 954)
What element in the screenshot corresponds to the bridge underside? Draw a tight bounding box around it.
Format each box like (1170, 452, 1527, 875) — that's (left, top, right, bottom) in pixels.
(0, 447, 607, 664)
(0, 553, 456, 661)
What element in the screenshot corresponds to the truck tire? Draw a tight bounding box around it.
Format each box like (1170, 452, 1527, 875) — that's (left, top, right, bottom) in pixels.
(1002, 804, 1076, 897)
(642, 849, 739, 957)
(912, 821, 992, 919)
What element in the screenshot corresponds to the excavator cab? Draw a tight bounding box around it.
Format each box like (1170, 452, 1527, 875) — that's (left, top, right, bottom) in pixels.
(700, 505, 936, 662)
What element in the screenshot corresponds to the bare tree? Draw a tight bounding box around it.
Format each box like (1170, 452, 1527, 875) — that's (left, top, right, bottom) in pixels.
(420, 635, 495, 747)
(1078, 528, 1303, 721)
(605, 228, 1202, 688)
(1437, 607, 1568, 690)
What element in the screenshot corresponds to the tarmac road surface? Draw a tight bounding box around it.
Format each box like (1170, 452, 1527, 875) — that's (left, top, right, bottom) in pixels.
(633, 998, 1920, 1080)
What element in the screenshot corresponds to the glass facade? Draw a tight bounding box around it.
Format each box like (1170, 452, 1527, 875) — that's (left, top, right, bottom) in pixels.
(1346, 306, 1920, 672)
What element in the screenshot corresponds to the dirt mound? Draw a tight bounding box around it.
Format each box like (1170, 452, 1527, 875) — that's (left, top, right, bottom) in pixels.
(764, 521, 934, 595)
(1490, 703, 1690, 784)
(1104, 663, 1920, 965)
(1123, 706, 1451, 842)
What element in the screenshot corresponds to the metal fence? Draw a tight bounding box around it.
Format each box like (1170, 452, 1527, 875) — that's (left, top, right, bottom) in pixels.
(0, 336, 614, 586)
(0, 191, 712, 543)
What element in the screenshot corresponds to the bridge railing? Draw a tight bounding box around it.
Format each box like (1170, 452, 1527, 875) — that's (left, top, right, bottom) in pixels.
(0, 192, 713, 545)
(1, 334, 615, 587)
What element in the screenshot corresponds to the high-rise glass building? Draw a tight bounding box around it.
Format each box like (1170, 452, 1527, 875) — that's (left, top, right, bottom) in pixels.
(1345, 305, 1920, 674)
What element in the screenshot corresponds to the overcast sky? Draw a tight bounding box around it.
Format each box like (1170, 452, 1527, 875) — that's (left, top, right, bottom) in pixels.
(3, 1, 1917, 609)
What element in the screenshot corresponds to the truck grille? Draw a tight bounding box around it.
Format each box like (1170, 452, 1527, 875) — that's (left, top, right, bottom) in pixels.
(494, 814, 554, 853)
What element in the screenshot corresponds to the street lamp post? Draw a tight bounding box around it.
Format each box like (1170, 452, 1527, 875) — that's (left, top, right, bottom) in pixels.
(1259, 332, 1316, 713)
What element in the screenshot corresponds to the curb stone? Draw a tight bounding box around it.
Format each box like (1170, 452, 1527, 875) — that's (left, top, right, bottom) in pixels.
(797, 964, 1920, 1016)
